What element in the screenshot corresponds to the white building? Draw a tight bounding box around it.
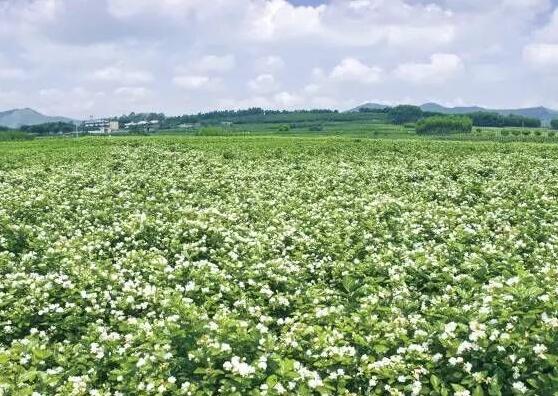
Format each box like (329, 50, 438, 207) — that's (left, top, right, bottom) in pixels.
(82, 119, 119, 134)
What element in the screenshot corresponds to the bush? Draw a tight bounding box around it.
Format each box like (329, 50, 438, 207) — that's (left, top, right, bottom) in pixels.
(549, 131, 556, 138)
(415, 116, 473, 135)
(534, 130, 542, 137)
(522, 130, 531, 137)
(512, 130, 521, 136)
(277, 125, 290, 132)
(551, 119, 558, 130)
(500, 129, 510, 137)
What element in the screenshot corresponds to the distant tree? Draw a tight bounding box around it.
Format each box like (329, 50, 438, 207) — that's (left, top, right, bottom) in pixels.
(388, 105, 423, 124)
(467, 112, 541, 128)
(21, 122, 74, 135)
(551, 119, 558, 130)
(416, 116, 472, 135)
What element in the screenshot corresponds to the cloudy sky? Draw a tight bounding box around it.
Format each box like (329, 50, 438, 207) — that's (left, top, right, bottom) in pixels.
(1, 0, 558, 118)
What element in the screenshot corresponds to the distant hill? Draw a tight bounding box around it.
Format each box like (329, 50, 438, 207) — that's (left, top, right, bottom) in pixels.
(0, 108, 75, 129)
(353, 102, 558, 125)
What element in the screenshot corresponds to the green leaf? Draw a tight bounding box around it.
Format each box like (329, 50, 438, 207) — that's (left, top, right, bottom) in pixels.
(266, 375, 278, 388)
(373, 344, 389, 354)
(473, 385, 485, 396)
(342, 276, 357, 293)
(431, 375, 441, 392)
(488, 380, 502, 396)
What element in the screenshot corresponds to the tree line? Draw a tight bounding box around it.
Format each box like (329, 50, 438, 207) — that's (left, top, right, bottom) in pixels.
(20, 122, 75, 135)
(374, 105, 542, 128)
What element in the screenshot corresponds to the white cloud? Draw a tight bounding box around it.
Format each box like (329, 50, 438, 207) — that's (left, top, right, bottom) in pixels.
(0, 0, 556, 116)
(255, 55, 285, 72)
(107, 0, 204, 18)
(90, 65, 153, 84)
(523, 43, 558, 69)
(194, 55, 236, 73)
(394, 53, 463, 84)
(246, 0, 325, 42)
(273, 91, 305, 108)
(0, 67, 26, 80)
(248, 74, 280, 94)
(173, 75, 221, 90)
(114, 86, 150, 99)
(330, 58, 382, 84)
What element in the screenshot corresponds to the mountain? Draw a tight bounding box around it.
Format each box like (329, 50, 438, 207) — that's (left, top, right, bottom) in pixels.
(0, 108, 75, 129)
(419, 103, 486, 114)
(352, 102, 558, 125)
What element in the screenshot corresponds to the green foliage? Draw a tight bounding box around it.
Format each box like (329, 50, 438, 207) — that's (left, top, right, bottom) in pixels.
(0, 130, 34, 141)
(277, 125, 290, 132)
(500, 129, 510, 137)
(195, 127, 230, 136)
(2, 136, 558, 394)
(522, 130, 531, 137)
(468, 112, 541, 128)
(388, 105, 424, 124)
(21, 122, 75, 135)
(308, 124, 323, 132)
(416, 116, 473, 135)
(551, 119, 558, 130)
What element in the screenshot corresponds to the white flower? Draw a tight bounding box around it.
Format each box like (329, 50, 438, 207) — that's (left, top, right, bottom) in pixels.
(512, 381, 528, 394)
(533, 343, 547, 356)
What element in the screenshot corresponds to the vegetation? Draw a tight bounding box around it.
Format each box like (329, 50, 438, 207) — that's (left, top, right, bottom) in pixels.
(0, 130, 34, 141)
(21, 121, 75, 135)
(387, 105, 424, 124)
(467, 112, 541, 128)
(1, 136, 558, 395)
(551, 119, 558, 130)
(416, 115, 473, 135)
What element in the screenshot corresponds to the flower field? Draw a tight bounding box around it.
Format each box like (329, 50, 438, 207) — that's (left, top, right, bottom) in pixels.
(1, 136, 558, 395)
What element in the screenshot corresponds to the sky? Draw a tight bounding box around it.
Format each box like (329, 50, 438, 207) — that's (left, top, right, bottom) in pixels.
(0, 0, 558, 118)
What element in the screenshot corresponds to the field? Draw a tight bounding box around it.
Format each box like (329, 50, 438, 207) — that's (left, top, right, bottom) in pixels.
(1, 136, 558, 395)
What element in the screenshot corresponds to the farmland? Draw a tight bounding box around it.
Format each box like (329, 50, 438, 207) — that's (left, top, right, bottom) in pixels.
(1, 136, 558, 395)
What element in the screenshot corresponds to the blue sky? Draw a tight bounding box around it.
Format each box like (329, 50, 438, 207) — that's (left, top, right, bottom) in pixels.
(0, 0, 557, 118)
